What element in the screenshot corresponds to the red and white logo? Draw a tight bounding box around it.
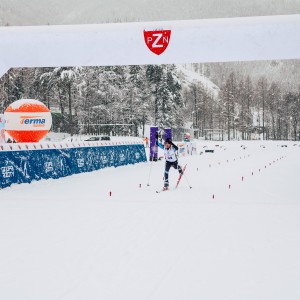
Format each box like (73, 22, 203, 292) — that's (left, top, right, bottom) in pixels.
(144, 29, 171, 55)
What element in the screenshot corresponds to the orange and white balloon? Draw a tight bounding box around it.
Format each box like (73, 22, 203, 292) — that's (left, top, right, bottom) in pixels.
(4, 99, 52, 143)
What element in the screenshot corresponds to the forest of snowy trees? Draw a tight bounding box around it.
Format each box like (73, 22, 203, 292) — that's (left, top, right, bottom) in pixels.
(218, 73, 300, 141)
(0, 65, 184, 137)
(0, 63, 299, 141)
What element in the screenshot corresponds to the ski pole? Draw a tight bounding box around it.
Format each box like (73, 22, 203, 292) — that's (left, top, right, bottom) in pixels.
(147, 158, 154, 186)
(183, 172, 192, 189)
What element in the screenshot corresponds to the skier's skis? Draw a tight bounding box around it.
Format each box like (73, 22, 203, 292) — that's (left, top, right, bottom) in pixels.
(175, 164, 187, 189)
(156, 164, 188, 193)
(156, 188, 169, 193)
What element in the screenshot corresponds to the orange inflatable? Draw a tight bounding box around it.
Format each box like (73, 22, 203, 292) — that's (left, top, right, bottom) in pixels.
(4, 99, 52, 143)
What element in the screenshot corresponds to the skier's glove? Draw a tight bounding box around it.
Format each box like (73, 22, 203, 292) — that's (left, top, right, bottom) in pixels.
(155, 133, 158, 139)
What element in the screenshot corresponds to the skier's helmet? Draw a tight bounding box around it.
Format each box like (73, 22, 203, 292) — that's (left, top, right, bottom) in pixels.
(165, 138, 172, 144)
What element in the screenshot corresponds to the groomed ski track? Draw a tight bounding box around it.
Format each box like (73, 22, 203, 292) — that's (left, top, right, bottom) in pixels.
(0, 140, 299, 300)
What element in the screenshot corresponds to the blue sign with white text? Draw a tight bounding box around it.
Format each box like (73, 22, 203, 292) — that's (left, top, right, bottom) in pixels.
(0, 144, 146, 189)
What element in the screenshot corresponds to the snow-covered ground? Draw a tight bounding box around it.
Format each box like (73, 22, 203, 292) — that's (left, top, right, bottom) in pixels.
(0, 140, 300, 300)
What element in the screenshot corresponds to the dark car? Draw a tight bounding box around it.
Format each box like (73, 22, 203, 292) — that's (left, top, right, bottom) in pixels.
(84, 136, 111, 141)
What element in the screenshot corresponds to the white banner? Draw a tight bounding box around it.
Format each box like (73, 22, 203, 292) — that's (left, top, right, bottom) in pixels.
(0, 14, 300, 77)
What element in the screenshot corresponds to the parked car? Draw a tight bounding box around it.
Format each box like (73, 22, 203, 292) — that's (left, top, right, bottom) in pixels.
(84, 136, 111, 141)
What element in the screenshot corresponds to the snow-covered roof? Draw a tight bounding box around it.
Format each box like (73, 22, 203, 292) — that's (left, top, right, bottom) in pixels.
(0, 140, 143, 152)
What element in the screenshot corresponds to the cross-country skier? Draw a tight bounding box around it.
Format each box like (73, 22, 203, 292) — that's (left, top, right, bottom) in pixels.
(156, 133, 183, 190)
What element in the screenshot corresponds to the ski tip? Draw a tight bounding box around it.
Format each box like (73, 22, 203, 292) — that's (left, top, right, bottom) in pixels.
(156, 188, 169, 193)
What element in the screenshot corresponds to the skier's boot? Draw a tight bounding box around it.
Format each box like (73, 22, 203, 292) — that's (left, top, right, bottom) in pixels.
(178, 165, 183, 174)
(163, 181, 169, 191)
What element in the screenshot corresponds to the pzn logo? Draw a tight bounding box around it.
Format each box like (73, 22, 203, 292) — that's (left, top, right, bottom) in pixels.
(144, 29, 171, 55)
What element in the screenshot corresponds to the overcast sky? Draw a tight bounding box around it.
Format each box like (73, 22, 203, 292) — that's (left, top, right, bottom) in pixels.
(1, 0, 300, 26)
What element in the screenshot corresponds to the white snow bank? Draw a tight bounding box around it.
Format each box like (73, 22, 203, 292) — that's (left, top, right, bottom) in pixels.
(0, 140, 299, 300)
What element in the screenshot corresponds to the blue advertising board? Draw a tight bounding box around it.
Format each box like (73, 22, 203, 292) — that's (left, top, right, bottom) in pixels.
(0, 144, 146, 189)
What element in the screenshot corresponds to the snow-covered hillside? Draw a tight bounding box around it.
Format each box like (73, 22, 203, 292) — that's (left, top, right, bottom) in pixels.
(177, 64, 220, 98)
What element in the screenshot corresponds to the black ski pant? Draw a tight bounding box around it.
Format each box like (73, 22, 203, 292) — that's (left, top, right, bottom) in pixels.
(164, 160, 182, 187)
